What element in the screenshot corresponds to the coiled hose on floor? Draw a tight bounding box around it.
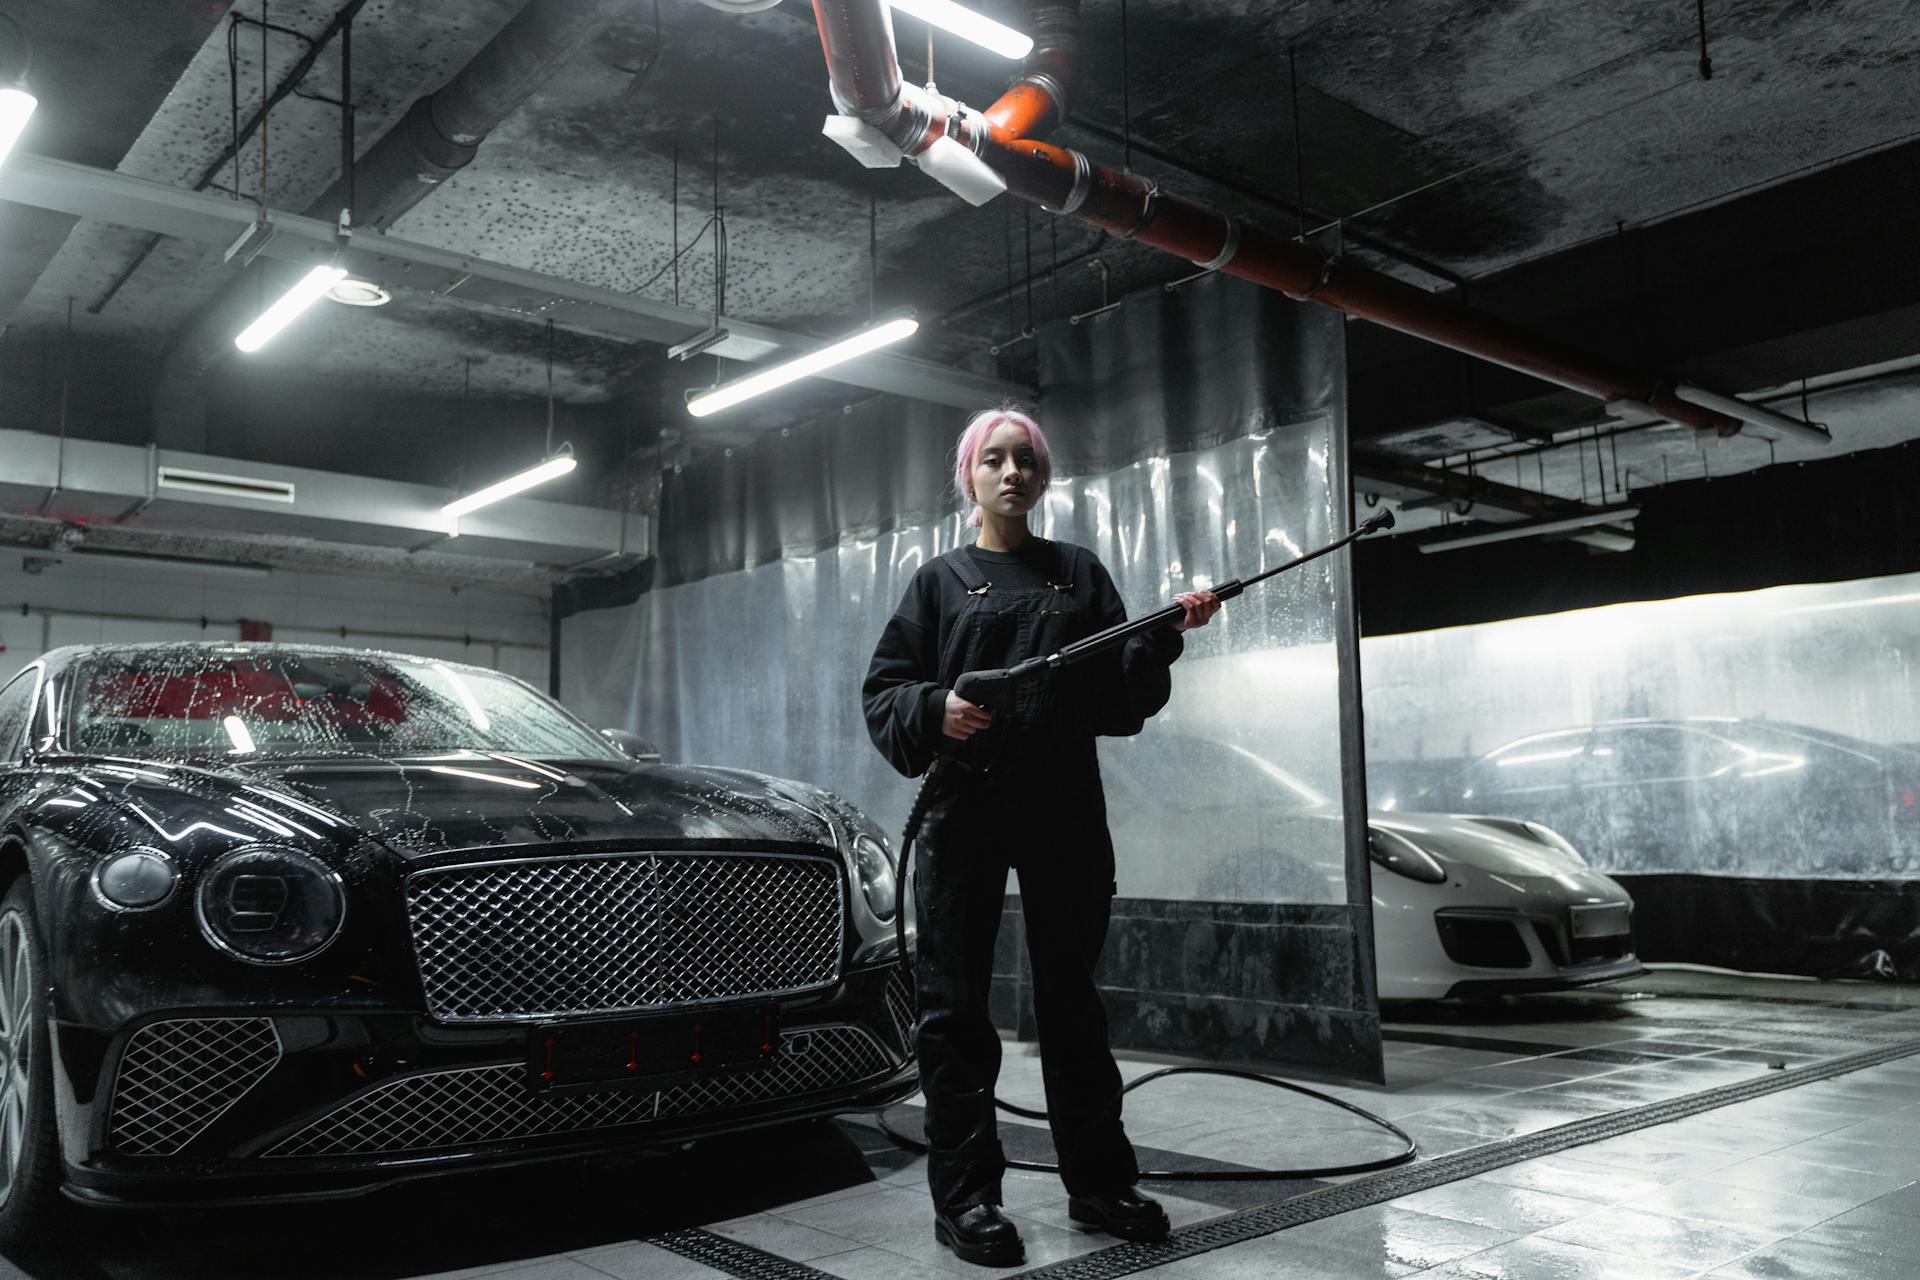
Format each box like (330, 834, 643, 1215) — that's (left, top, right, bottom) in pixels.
(880, 765, 1418, 1181)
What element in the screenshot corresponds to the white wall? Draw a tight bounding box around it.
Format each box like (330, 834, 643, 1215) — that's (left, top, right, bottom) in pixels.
(0, 554, 550, 689)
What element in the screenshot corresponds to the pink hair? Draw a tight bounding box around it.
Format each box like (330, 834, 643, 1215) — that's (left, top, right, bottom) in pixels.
(954, 407, 1052, 528)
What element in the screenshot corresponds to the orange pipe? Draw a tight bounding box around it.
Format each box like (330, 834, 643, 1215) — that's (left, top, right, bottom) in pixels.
(813, 0, 1742, 435)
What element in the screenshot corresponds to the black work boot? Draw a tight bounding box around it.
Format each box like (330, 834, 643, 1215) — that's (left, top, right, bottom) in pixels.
(933, 1203, 1026, 1267)
(1068, 1187, 1171, 1242)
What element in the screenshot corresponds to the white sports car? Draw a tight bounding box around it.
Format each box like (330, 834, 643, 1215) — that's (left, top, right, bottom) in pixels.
(1366, 811, 1642, 1000)
(1097, 734, 1642, 1000)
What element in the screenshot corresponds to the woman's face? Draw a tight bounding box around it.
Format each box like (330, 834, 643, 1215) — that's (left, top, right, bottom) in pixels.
(971, 421, 1043, 520)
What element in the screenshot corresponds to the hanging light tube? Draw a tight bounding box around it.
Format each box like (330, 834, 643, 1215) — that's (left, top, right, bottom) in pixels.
(441, 452, 578, 520)
(0, 87, 35, 168)
(687, 315, 919, 418)
(888, 0, 1033, 58)
(234, 264, 348, 352)
(1416, 506, 1639, 554)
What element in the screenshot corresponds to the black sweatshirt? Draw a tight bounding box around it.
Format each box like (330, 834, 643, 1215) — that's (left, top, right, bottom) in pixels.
(862, 539, 1183, 784)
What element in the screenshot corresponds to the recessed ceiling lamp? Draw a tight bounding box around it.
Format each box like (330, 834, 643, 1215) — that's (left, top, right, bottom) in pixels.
(687, 314, 919, 417)
(442, 447, 578, 522)
(889, 0, 1033, 58)
(326, 277, 391, 307)
(234, 264, 348, 352)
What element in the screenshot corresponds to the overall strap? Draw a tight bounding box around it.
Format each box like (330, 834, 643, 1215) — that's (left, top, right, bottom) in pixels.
(936, 545, 993, 595)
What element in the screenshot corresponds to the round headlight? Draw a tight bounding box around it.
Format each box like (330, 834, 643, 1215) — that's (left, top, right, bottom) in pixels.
(851, 832, 898, 921)
(195, 847, 347, 965)
(92, 849, 179, 912)
(1524, 822, 1589, 866)
(1368, 827, 1449, 885)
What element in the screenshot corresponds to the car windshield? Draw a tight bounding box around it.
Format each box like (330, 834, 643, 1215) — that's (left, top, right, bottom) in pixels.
(64, 649, 621, 761)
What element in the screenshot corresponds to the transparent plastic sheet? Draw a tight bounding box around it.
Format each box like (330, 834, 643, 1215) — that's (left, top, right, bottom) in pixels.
(1362, 572, 1920, 976)
(565, 424, 1350, 905)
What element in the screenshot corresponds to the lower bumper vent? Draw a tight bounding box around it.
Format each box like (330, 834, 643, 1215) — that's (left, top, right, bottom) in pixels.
(265, 1024, 892, 1159)
(111, 1018, 283, 1156)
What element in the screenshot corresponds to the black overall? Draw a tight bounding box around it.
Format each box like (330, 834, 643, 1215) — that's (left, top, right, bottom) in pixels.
(862, 538, 1181, 1213)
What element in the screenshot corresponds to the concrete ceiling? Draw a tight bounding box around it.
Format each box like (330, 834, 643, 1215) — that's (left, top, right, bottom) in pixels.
(1, 0, 1917, 574)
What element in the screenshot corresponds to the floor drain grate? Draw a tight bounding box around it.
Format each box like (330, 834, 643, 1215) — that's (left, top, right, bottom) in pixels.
(1009, 1036, 1920, 1280)
(646, 1226, 840, 1280)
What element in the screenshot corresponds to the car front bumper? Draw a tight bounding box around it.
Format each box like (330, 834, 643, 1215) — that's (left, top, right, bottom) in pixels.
(55, 966, 917, 1207)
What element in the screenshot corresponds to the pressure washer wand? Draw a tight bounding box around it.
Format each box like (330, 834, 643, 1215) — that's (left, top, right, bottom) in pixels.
(952, 506, 1396, 711)
(889, 508, 1396, 969)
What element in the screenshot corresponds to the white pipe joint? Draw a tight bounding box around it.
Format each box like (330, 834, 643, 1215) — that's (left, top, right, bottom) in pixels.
(1674, 384, 1832, 446)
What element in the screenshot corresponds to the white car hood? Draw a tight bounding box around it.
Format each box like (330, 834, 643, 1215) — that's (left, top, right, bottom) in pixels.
(1371, 810, 1630, 899)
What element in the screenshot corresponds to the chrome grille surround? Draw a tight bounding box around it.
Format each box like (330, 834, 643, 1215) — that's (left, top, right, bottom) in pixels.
(406, 850, 846, 1023)
(264, 1023, 892, 1158)
(110, 1017, 283, 1156)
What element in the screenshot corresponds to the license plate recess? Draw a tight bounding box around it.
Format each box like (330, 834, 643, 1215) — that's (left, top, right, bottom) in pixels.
(1569, 903, 1631, 939)
(527, 1004, 780, 1093)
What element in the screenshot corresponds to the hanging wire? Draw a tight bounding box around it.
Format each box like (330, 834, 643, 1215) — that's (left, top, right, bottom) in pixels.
(1288, 45, 1307, 242)
(671, 142, 680, 305)
(1695, 0, 1713, 80)
(544, 319, 555, 456)
(633, 214, 715, 296)
(1119, 0, 1133, 170)
(869, 184, 878, 322)
(227, 18, 242, 201)
(1023, 205, 1034, 333)
(260, 1, 269, 209)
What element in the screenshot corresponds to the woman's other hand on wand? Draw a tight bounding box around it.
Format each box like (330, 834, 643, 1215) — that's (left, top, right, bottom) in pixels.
(1175, 590, 1222, 631)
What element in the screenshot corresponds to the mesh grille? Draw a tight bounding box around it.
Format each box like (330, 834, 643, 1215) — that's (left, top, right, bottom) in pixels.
(265, 1024, 892, 1158)
(407, 852, 845, 1022)
(110, 1018, 282, 1156)
(885, 967, 917, 1053)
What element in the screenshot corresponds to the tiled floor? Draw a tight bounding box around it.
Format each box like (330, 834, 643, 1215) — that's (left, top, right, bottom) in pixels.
(11, 970, 1920, 1279)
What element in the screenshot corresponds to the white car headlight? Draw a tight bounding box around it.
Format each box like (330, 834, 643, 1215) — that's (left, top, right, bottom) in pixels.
(1524, 822, 1589, 866)
(1368, 827, 1448, 884)
(851, 831, 898, 920)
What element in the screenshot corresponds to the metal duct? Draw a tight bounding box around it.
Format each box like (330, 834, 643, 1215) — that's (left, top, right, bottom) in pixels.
(306, 0, 637, 232)
(808, 0, 1748, 439)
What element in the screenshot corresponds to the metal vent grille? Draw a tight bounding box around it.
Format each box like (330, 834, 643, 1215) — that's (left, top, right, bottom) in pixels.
(110, 1018, 282, 1156)
(265, 1024, 892, 1158)
(407, 852, 846, 1023)
(885, 967, 917, 1053)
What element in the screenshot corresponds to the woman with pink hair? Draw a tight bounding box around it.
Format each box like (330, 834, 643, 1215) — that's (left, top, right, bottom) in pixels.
(863, 406, 1218, 1267)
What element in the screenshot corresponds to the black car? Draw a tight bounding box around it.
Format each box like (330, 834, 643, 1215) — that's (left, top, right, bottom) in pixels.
(0, 643, 915, 1236)
(1458, 717, 1920, 876)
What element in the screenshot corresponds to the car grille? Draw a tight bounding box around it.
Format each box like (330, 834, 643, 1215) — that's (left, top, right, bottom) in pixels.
(264, 1024, 892, 1158)
(406, 851, 846, 1023)
(110, 1018, 282, 1156)
(884, 966, 917, 1054)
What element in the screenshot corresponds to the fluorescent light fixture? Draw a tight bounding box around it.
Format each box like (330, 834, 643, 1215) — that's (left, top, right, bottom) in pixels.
(1417, 506, 1638, 554)
(222, 716, 257, 755)
(1674, 384, 1831, 446)
(441, 453, 578, 520)
(234, 265, 348, 352)
(889, 0, 1033, 58)
(687, 316, 918, 417)
(0, 87, 36, 168)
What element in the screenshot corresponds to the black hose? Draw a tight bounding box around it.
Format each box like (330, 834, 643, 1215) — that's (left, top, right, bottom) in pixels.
(874, 1064, 1416, 1180)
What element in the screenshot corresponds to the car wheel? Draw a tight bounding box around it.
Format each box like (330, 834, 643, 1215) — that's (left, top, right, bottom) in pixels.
(0, 879, 61, 1250)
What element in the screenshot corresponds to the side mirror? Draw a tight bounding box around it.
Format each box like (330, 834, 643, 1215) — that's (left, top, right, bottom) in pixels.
(601, 728, 662, 764)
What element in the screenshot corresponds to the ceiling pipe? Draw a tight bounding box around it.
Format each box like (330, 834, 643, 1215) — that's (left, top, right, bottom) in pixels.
(808, 0, 1745, 439)
(304, 0, 636, 233)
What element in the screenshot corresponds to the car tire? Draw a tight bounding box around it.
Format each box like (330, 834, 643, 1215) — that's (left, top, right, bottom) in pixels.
(0, 878, 62, 1251)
